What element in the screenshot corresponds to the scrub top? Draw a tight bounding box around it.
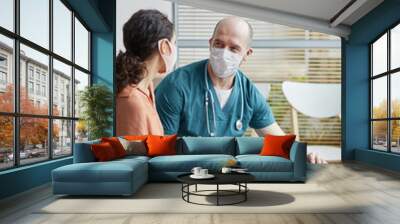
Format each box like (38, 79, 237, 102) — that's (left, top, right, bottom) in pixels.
(155, 59, 275, 137)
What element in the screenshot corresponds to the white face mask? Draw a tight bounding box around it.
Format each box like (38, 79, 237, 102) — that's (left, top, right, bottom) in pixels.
(158, 39, 177, 75)
(209, 47, 243, 78)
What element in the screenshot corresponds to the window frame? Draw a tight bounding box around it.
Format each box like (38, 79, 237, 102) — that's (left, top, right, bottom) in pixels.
(0, 53, 7, 87)
(0, 53, 7, 89)
(0, 71, 7, 85)
(0, 0, 92, 171)
(370, 20, 400, 154)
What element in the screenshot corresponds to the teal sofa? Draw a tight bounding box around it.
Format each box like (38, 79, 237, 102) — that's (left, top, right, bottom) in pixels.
(52, 137, 307, 196)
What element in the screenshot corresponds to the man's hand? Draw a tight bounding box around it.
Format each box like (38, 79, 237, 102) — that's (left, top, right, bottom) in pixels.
(307, 152, 328, 164)
(255, 122, 328, 164)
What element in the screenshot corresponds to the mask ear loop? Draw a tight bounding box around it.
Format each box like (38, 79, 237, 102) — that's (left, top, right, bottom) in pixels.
(158, 39, 169, 74)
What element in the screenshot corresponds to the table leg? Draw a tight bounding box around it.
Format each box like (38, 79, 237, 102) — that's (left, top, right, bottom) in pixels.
(245, 183, 247, 201)
(195, 184, 198, 192)
(181, 184, 183, 199)
(187, 184, 190, 202)
(217, 184, 219, 206)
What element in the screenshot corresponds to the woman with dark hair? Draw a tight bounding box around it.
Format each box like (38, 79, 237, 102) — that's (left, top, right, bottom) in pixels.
(116, 9, 176, 136)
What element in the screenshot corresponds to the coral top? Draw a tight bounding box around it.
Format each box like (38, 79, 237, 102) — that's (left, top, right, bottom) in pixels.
(116, 82, 164, 136)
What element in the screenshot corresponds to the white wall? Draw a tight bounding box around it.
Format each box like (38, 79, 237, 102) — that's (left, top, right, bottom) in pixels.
(116, 0, 173, 53)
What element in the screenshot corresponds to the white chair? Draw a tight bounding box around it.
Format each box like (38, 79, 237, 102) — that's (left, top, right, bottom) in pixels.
(282, 81, 341, 161)
(282, 81, 341, 119)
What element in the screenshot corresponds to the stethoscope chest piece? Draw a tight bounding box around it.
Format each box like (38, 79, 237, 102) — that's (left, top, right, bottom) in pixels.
(235, 119, 243, 131)
(204, 62, 244, 136)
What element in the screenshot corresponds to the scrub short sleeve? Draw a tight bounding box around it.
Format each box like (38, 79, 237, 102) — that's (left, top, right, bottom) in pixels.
(249, 84, 276, 129)
(155, 81, 183, 135)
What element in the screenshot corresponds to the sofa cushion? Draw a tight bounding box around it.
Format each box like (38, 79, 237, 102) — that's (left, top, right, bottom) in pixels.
(147, 135, 177, 157)
(53, 158, 147, 183)
(91, 142, 118, 161)
(149, 154, 235, 172)
(101, 137, 127, 158)
(236, 137, 263, 155)
(236, 155, 293, 172)
(118, 138, 147, 156)
(259, 134, 296, 159)
(73, 139, 101, 163)
(180, 137, 235, 155)
(123, 135, 148, 141)
(114, 155, 150, 164)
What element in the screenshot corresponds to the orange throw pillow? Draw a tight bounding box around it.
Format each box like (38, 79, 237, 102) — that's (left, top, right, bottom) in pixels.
(124, 135, 148, 141)
(259, 134, 296, 159)
(91, 142, 118, 161)
(101, 137, 126, 158)
(146, 134, 177, 157)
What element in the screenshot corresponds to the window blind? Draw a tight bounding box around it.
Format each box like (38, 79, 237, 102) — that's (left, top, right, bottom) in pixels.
(176, 5, 341, 146)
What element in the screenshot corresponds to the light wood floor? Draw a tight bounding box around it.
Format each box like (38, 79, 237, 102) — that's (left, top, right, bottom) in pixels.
(1, 162, 400, 224)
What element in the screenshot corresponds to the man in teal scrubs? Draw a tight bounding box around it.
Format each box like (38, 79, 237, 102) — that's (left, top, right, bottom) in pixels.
(155, 16, 286, 137)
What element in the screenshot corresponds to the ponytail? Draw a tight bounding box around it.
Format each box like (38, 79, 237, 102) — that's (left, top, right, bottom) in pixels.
(116, 51, 146, 94)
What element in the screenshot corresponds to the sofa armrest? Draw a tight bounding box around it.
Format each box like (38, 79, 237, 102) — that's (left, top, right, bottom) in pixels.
(73, 140, 100, 163)
(289, 141, 307, 181)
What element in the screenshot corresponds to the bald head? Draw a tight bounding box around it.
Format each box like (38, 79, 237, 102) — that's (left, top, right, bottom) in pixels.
(212, 17, 253, 47)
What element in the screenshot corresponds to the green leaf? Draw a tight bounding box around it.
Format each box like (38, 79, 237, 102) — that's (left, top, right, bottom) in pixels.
(79, 84, 113, 140)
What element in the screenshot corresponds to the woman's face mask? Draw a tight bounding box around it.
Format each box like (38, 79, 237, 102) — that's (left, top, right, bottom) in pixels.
(209, 47, 243, 78)
(158, 39, 177, 76)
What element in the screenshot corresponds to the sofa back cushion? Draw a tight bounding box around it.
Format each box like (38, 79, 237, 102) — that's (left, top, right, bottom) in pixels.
(91, 142, 119, 161)
(73, 139, 100, 163)
(236, 137, 264, 155)
(101, 137, 127, 158)
(147, 135, 177, 157)
(259, 134, 296, 159)
(118, 137, 147, 156)
(180, 137, 235, 155)
(124, 135, 148, 141)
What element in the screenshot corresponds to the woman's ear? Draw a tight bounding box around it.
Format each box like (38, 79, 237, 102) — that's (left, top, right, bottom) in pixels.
(158, 39, 172, 56)
(157, 38, 176, 75)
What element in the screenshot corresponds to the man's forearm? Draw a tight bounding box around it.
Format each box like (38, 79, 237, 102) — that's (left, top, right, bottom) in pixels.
(255, 122, 286, 136)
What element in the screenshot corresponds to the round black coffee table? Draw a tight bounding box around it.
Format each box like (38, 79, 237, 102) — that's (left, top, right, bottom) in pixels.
(177, 173, 255, 206)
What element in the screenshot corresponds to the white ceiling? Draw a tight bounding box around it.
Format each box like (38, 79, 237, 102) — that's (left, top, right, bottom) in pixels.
(226, 0, 353, 24)
(169, 0, 384, 38)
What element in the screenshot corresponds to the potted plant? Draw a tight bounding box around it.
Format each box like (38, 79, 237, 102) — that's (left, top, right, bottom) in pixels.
(79, 84, 113, 140)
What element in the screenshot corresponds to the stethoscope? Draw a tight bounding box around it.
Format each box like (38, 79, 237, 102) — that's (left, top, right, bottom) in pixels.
(204, 63, 244, 137)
